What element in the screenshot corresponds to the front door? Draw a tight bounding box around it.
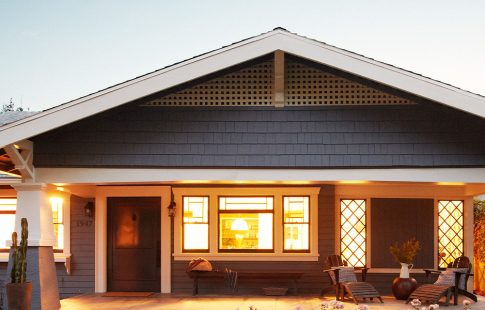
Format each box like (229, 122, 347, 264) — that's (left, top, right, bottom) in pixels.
(108, 197, 161, 292)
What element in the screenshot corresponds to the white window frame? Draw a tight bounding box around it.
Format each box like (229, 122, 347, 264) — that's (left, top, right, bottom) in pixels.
(173, 187, 320, 261)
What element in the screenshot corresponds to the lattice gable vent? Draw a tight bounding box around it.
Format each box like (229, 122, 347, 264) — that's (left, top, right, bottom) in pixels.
(143, 61, 274, 107)
(142, 57, 414, 107)
(285, 60, 414, 106)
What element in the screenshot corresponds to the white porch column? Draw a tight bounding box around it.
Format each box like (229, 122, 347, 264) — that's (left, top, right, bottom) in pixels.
(464, 196, 474, 292)
(9, 183, 60, 310)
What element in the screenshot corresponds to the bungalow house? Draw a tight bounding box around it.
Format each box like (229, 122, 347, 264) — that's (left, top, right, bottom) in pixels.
(0, 28, 484, 309)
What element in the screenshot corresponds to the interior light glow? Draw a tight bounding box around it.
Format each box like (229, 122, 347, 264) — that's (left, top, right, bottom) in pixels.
(183, 197, 209, 251)
(231, 219, 249, 231)
(438, 200, 464, 267)
(340, 199, 366, 267)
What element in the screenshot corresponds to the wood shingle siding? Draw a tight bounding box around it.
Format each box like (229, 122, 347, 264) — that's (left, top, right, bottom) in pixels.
(32, 102, 485, 168)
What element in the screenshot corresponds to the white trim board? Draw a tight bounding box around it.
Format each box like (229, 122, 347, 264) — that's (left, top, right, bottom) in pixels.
(1, 29, 484, 147)
(36, 167, 485, 184)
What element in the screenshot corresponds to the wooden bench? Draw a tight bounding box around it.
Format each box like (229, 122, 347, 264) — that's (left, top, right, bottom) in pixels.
(187, 271, 303, 295)
(407, 284, 452, 306)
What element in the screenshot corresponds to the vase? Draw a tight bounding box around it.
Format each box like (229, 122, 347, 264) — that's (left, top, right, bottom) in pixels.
(6, 282, 32, 310)
(392, 277, 417, 300)
(399, 262, 413, 278)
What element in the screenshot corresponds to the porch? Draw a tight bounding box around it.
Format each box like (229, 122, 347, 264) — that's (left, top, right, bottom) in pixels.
(60, 294, 485, 309)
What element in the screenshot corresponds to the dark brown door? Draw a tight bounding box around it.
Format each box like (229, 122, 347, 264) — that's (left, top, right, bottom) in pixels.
(108, 197, 161, 292)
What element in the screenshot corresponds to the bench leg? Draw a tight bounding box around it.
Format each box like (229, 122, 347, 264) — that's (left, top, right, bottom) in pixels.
(193, 277, 198, 296)
(292, 279, 298, 295)
(445, 288, 451, 306)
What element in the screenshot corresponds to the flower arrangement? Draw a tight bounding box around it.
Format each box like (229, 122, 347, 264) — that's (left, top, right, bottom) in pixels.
(428, 304, 439, 310)
(320, 300, 344, 309)
(463, 299, 471, 309)
(389, 238, 421, 264)
(410, 298, 422, 309)
(353, 305, 368, 310)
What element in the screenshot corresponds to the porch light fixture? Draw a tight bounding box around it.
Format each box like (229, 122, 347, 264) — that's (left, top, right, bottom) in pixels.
(84, 202, 94, 217)
(168, 201, 176, 217)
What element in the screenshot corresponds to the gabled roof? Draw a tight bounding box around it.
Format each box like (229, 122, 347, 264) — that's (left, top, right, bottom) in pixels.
(0, 111, 38, 126)
(1, 28, 484, 147)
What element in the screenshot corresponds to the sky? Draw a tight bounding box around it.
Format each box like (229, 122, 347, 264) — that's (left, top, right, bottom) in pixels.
(1, 0, 484, 112)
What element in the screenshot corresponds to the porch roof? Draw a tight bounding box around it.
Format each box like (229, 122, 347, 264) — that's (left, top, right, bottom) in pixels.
(0, 28, 484, 148)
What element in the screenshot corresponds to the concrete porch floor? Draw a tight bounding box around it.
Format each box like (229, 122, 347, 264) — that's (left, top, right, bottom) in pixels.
(60, 294, 485, 310)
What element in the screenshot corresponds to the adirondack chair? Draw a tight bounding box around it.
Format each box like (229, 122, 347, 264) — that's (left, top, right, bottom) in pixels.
(322, 255, 383, 304)
(407, 256, 477, 305)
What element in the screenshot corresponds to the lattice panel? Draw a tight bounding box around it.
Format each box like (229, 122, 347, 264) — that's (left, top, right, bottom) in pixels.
(143, 61, 273, 106)
(340, 199, 366, 267)
(285, 61, 414, 106)
(438, 200, 464, 268)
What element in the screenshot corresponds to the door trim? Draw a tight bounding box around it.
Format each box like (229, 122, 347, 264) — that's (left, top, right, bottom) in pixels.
(95, 186, 172, 293)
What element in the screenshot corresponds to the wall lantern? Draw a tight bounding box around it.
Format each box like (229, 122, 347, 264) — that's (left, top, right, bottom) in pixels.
(84, 202, 94, 217)
(168, 201, 176, 218)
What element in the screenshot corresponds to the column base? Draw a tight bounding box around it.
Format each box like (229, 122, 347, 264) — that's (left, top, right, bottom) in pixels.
(6, 246, 60, 310)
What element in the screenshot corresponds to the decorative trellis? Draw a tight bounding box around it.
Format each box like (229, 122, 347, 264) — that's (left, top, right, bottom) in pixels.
(438, 200, 464, 268)
(141, 56, 415, 108)
(143, 61, 273, 107)
(340, 199, 366, 267)
(285, 61, 414, 106)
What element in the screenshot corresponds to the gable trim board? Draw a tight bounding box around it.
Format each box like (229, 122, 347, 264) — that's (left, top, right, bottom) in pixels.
(1, 29, 484, 148)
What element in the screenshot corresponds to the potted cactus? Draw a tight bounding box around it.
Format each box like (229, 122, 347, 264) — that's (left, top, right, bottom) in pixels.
(6, 218, 32, 310)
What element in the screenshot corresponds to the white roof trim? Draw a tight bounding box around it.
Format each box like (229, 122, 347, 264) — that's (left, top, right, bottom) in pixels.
(1, 29, 484, 147)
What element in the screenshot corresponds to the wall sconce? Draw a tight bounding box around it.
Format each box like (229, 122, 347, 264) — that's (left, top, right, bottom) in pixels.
(84, 202, 94, 217)
(168, 201, 176, 217)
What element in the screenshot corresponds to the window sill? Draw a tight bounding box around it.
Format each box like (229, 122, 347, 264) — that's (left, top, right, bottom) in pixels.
(54, 252, 71, 263)
(174, 253, 320, 261)
(367, 268, 425, 274)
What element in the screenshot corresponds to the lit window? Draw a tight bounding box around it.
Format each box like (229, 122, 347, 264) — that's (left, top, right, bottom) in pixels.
(219, 197, 273, 252)
(438, 200, 464, 267)
(183, 197, 209, 252)
(0, 199, 16, 249)
(51, 198, 64, 250)
(340, 199, 366, 267)
(283, 197, 309, 252)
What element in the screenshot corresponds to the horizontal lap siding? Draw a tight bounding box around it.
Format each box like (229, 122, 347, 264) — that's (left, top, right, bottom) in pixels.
(33, 104, 485, 168)
(57, 195, 95, 299)
(171, 185, 335, 294)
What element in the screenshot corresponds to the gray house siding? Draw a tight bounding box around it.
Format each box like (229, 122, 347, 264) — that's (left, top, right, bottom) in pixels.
(57, 195, 95, 298)
(33, 102, 485, 168)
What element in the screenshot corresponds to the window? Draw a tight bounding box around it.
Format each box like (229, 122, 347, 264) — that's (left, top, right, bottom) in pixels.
(438, 200, 464, 268)
(340, 199, 366, 267)
(283, 197, 309, 252)
(183, 196, 209, 252)
(219, 197, 273, 252)
(50, 198, 64, 251)
(0, 197, 68, 252)
(0, 198, 16, 249)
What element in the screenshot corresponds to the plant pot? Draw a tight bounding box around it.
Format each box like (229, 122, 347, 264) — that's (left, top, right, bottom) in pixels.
(6, 282, 32, 310)
(392, 277, 417, 300)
